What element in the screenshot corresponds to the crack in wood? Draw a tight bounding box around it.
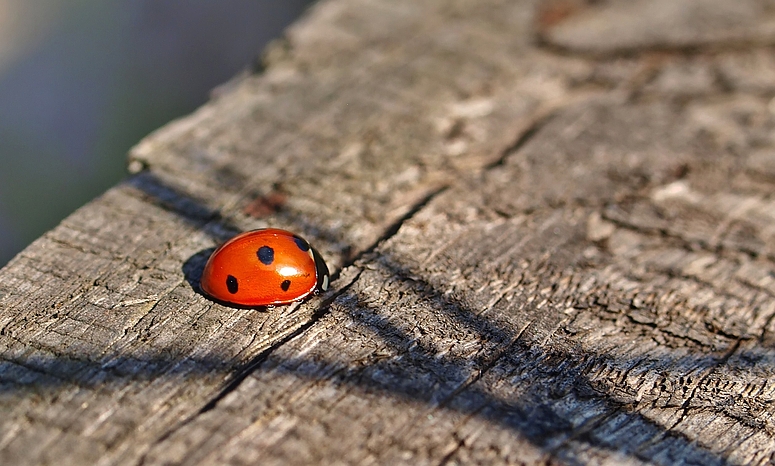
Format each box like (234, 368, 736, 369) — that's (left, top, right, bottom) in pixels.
(348, 186, 450, 268)
(602, 205, 772, 264)
(536, 30, 775, 60)
(484, 111, 558, 171)
(437, 432, 467, 466)
(437, 320, 534, 410)
(136, 273, 361, 466)
(667, 338, 743, 432)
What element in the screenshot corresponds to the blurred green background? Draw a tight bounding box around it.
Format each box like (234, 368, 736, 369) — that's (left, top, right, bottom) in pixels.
(0, 0, 312, 267)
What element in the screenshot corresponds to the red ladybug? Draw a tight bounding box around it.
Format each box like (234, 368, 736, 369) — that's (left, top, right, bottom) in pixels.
(200, 228, 329, 307)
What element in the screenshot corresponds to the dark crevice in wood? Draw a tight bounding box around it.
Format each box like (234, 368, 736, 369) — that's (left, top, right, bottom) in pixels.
(344, 185, 450, 269)
(667, 337, 743, 432)
(437, 433, 467, 466)
(198, 281, 360, 415)
(545, 409, 617, 459)
(436, 320, 533, 409)
(759, 311, 775, 343)
(137, 271, 361, 466)
(484, 112, 557, 171)
(601, 207, 764, 264)
(535, 30, 775, 60)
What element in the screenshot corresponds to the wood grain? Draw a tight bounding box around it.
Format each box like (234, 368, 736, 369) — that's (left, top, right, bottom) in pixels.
(2, 0, 775, 464)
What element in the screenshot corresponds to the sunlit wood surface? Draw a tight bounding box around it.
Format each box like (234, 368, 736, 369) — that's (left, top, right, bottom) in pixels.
(2, 0, 775, 464)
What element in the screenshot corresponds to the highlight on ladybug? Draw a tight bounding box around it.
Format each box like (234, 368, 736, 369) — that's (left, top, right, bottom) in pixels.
(200, 228, 329, 307)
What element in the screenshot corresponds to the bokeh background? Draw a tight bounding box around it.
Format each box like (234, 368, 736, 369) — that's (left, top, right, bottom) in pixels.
(0, 0, 312, 267)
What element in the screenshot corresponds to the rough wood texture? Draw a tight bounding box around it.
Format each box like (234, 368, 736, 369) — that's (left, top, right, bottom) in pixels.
(2, 0, 775, 464)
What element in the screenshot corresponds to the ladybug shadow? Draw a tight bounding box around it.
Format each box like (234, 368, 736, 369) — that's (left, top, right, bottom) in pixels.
(182, 247, 272, 312)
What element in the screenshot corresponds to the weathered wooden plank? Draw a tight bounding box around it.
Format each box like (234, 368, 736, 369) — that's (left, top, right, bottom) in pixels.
(127, 0, 565, 267)
(140, 98, 775, 465)
(1, 0, 775, 464)
(0, 1, 562, 464)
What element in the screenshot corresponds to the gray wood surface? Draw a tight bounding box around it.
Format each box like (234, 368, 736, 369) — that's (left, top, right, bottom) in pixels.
(2, 0, 775, 464)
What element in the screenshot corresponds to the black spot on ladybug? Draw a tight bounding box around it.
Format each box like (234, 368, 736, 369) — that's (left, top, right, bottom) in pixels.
(257, 245, 274, 265)
(281, 280, 291, 291)
(226, 275, 239, 294)
(293, 236, 310, 252)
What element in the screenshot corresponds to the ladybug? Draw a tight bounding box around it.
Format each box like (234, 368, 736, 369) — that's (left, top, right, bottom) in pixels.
(200, 228, 329, 307)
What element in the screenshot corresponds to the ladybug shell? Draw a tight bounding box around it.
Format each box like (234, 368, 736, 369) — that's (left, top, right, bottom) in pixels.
(200, 228, 329, 307)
